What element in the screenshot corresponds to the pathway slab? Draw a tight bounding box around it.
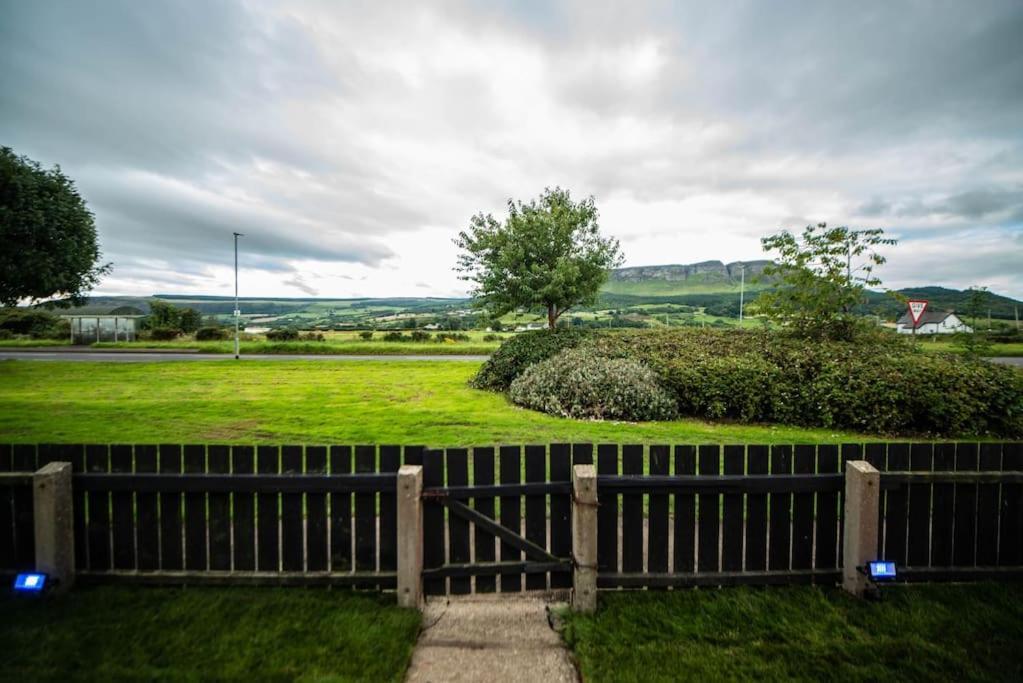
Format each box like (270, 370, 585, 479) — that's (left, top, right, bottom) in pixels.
(405, 596, 577, 683)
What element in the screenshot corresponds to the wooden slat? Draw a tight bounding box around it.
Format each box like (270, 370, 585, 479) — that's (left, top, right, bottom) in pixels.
(378, 445, 400, 576)
(329, 445, 352, 572)
(768, 446, 792, 571)
(159, 445, 183, 571)
(63, 445, 88, 571)
(864, 443, 887, 557)
(999, 443, 1022, 566)
(135, 445, 159, 571)
(815, 444, 839, 572)
(721, 445, 744, 572)
(698, 444, 720, 573)
(183, 445, 206, 571)
(499, 445, 522, 592)
(572, 443, 593, 465)
(86, 444, 111, 571)
(884, 442, 910, 565)
(907, 443, 934, 567)
(11, 444, 36, 570)
(109, 445, 135, 570)
(403, 445, 424, 466)
(621, 444, 644, 576)
(745, 445, 768, 572)
(305, 446, 328, 572)
(423, 448, 446, 595)
(281, 445, 304, 572)
(0, 445, 14, 570)
(256, 445, 279, 572)
(447, 448, 471, 594)
(647, 445, 669, 577)
(207, 445, 231, 571)
(952, 443, 979, 567)
(354, 445, 377, 583)
(525, 445, 547, 590)
(976, 443, 1002, 566)
(790, 445, 814, 576)
(473, 447, 496, 593)
(837, 444, 862, 566)
(930, 443, 955, 567)
(549, 443, 572, 589)
(596, 444, 618, 574)
(231, 446, 256, 571)
(673, 445, 696, 574)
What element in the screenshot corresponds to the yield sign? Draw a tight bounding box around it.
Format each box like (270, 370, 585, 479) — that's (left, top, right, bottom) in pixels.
(907, 300, 928, 326)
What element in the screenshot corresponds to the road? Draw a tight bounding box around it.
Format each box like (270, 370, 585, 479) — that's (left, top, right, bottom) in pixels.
(990, 357, 1023, 367)
(0, 350, 489, 362)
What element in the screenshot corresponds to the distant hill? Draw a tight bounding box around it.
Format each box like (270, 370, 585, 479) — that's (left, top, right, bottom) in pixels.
(602, 260, 775, 296)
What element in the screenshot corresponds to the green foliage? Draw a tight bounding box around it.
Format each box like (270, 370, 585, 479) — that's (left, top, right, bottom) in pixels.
(409, 330, 431, 342)
(359, 331, 374, 340)
(509, 348, 678, 421)
(300, 332, 325, 341)
(178, 307, 202, 333)
(0, 147, 111, 306)
(194, 326, 227, 341)
(470, 328, 591, 391)
(455, 187, 623, 329)
(482, 333, 501, 342)
(144, 300, 181, 331)
(435, 332, 470, 342)
(382, 331, 407, 342)
(148, 327, 180, 341)
(758, 223, 896, 341)
(0, 307, 66, 338)
(953, 287, 993, 358)
(265, 328, 299, 341)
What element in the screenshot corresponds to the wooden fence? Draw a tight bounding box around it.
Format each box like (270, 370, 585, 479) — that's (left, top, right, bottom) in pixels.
(2, 442, 1021, 593)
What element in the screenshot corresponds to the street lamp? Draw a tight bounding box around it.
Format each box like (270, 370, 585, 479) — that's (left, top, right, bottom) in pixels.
(234, 232, 244, 360)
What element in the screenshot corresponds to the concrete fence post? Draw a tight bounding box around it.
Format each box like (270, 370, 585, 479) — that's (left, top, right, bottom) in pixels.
(572, 464, 598, 613)
(842, 460, 880, 597)
(397, 464, 424, 610)
(34, 461, 75, 593)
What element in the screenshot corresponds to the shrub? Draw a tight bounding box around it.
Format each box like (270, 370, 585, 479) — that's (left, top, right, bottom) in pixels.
(509, 348, 678, 421)
(0, 329, 12, 339)
(358, 331, 374, 340)
(409, 330, 431, 342)
(382, 331, 406, 342)
(300, 332, 325, 342)
(0, 307, 64, 338)
(266, 328, 299, 341)
(195, 326, 227, 341)
(482, 334, 501, 342)
(435, 332, 470, 342)
(471, 328, 592, 391)
(148, 327, 180, 341)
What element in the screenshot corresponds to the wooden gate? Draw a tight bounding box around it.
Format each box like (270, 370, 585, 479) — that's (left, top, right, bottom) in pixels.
(419, 445, 590, 595)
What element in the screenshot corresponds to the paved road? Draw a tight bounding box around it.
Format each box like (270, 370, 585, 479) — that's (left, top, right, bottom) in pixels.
(990, 357, 1023, 367)
(0, 350, 489, 362)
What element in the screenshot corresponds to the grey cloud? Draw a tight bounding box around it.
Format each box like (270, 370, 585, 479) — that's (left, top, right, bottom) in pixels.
(282, 276, 319, 297)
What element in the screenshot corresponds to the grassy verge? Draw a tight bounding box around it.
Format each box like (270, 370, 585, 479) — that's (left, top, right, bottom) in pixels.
(0, 586, 420, 682)
(918, 341, 1023, 357)
(561, 584, 1023, 682)
(0, 360, 871, 444)
(91, 340, 498, 355)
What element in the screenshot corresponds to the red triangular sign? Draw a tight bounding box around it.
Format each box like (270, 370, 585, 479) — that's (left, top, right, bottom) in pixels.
(907, 300, 928, 326)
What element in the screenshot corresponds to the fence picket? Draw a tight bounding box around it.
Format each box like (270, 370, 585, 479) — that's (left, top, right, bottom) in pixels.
(447, 448, 471, 594)
(423, 448, 446, 595)
(597, 444, 618, 575)
(622, 445, 644, 576)
(86, 444, 111, 571)
(208, 445, 231, 571)
(976, 443, 1002, 566)
(329, 445, 352, 572)
(473, 447, 496, 593)
(378, 445, 401, 576)
(722, 445, 744, 572)
(231, 446, 256, 571)
(815, 444, 839, 574)
(698, 445, 720, 573)
(745, 445, 768, 571)
(135, 445, 159, 571)
(550, 443, 572, 589)
(306, 446, 328, 572)
(0, 445, 14, 570)
(907, 443, 934, 567)
(159, 445, 183, 571)
(930, 443, 955, 567)
(999, 443, 1022, 566)
(884, 443, 910, 566)
(791, 445, 814, 578)
(953, 443, 979, 567)
(354, 445, 376, 584)
(673, 445, 696, 574)
(647, 445, 670, 578)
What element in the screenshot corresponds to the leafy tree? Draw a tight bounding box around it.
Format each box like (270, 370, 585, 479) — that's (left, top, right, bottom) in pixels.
(757, 223, 896, 341)
(953, 287, 992, 358)
(178, 308, 203, 334)
(455, 187, 623, 330)
(144, 299, 181, 331)
(0, 147, 110, 306)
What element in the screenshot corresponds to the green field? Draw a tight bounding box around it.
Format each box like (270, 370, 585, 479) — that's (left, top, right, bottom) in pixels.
(562, 584, 1023, 682)
(91, 339, 500, 355)
(0, 360, 870, 445)
(0, 586, 420, 682)
(919, 340, 1023, 357)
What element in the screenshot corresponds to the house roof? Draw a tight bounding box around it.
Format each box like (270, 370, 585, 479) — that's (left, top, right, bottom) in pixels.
(896, 310, 955, 326)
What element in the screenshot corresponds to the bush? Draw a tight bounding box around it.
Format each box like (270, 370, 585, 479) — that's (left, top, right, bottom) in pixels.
(358, 331, 374, 340)
(471, 328, 592, 391)
(266, 328, 299, 341)
(435, 332, 470, 342)
(195, 326, 227, 341)
(509, 348, 678, 421)
(382, 331, 406, 342)
(148, 327, 180, 341)
(300, 332, 325, 342)
(482, 334, 501, 342)
(409, 330, 431, 342)
(0, 307, 65, 338)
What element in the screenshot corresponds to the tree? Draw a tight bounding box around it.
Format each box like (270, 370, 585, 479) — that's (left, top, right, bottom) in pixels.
(455, 187, 623, 329)
(953, 287, 992, 358)
(0, 147, 110, 306)
(178, 308, 203, 334)
(144, 299, 181, 331)
(757, 223, 896, 341)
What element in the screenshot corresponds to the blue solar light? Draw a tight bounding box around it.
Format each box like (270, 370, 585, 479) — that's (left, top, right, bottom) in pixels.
(13, 573, 47, 593)
(868, 561, 897, 580)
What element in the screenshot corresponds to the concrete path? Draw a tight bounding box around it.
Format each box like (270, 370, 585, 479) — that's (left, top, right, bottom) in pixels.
(0, 350, 488, 362)
(405, 597, 577, 683)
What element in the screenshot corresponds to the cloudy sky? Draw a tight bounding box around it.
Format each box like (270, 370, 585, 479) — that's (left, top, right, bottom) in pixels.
(2, 0, 1022, 299)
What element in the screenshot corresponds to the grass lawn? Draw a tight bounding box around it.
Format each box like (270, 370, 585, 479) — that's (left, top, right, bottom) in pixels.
(0, 586, 420, 682)
(919, 340, 1023, 357)
(91, 339, 499, 355)
(0, 360, 871, 445)
(561, 583, 1023, 682)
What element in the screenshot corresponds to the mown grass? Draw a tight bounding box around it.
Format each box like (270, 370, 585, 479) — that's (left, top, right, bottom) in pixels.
(919, 340, 1023, 357)
(561, 583, 1023, 682)
(0, 586, 420, 682)
(0, 360, 870, 445)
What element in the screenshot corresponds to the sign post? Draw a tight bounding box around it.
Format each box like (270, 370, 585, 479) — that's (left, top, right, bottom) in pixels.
(907, 300, 928, 336)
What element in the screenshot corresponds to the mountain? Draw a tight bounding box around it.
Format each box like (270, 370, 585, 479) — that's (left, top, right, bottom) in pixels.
(602, 261, 775, 296)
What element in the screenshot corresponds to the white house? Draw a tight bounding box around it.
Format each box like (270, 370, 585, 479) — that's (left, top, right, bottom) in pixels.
(895, 310, 972, 335)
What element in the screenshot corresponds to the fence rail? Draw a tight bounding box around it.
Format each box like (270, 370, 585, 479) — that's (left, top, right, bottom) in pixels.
(2, 442, 1021, 595)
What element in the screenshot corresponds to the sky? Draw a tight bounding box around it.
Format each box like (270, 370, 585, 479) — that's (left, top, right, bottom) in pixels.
(2, 0, 1022, 300)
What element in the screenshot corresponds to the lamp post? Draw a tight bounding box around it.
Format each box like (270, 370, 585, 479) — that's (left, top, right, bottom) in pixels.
(738, 263, 745, 323)
(233, 232, 243, 360)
